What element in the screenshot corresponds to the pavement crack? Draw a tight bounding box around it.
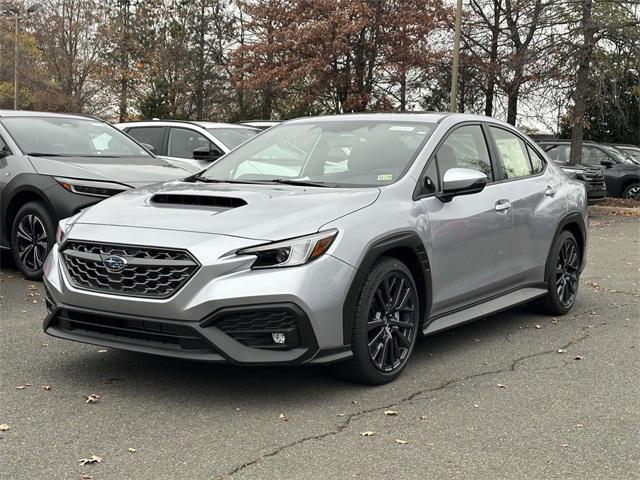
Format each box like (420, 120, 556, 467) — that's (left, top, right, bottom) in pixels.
(216, 332, 592, 479)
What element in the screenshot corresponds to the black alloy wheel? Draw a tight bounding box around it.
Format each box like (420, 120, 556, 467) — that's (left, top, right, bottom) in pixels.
(555, 236, 580, 308)
(11, 201, 56, 280)
(367, 272, 418, 372)
(335, 257, 420, 384)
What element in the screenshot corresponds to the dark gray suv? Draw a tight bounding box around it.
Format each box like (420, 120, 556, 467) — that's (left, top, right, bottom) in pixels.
(0, 110, 193, 279)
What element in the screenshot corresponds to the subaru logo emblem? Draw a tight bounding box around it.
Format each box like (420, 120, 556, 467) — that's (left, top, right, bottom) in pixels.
(102, 255, 127, 272)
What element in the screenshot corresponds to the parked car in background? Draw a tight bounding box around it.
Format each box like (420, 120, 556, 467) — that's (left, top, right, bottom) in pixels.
(538, 140, 640, 200)
(0, 110, 193, 279)
(44, 113, 587, 384)
(116, 120, 259, 170)
(239, 120, 282, 130)
(557, 163, 607, 204)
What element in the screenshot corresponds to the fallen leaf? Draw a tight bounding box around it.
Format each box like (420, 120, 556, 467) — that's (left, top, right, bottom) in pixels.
(28, 284, 37, 291)
(557, 349, 566, 354)
(576, 423, 584, 428)
(337, 413, 345, 417)
(97, 349, 108, 353)
(535, 324, 542, 329)
(278, 414, 288, 421)
(41, 343, 49, 347)
(395, 438, 409, 445)
(127, 448, 136, 453)
(360, 431, 375, 437)
(351, 400, 358, 404)
(497, 383, 507, 389)
(78, 455, 102, 466)
(0, 424, 10, 431)
(473, 338, 480, 342)
(42, 385, 52, 391)
(384, 410, 398, 416)
(79, 475, 93, 480)
(84, 394, 100, 404)
(560, 443, 570, 448)
(473, 404, 479, 408)
(420, 415, 428, 420)
(574, 355, 584, 360)
(16, 384, 32, 390)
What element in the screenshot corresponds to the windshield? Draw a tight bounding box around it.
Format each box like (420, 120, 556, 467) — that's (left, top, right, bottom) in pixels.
(207, 127, 259, 149)
(600, 145, 634, 165)
(199, 120, 435, 187)
(620, 147, 640, 164)
(1, 117, 150, 157)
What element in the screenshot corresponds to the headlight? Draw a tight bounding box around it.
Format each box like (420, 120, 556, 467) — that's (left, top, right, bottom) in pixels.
(237, 230, 338, 269)
(55, 177, 130, 198)
(56, 213, 82, 246)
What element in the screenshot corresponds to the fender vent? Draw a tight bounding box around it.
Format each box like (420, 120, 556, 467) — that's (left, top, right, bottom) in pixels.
(151, 194, 247, 208)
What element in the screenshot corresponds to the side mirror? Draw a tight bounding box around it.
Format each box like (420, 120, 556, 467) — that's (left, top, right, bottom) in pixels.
(600, 159, 613, 168)
(438, 168, 487, 202)
(193, 145, 223, 162)
(140, 143, 156, 155)
(0, 147, 10, 159)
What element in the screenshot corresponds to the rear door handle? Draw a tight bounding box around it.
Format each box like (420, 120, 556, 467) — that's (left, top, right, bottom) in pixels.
(495, 199, 511, 212)
(545, 186, 556, 197)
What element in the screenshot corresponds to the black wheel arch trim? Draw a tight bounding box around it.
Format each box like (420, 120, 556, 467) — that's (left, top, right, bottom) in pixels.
(342, 231, 432, 344)
(549, 212, 587, 274)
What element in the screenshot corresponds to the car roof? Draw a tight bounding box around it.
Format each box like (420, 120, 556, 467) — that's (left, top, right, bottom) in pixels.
(0, 109, 99, 121)
(116, 119, 257, 130)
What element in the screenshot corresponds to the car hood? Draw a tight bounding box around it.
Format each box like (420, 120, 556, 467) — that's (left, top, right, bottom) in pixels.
(72, 181, 380, 241)
(28, 155, 190, 187)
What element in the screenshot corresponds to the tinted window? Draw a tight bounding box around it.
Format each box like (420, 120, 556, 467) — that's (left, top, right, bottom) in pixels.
(207, 128, 259, 149)
(1, 117, 149, 157)
(436, 125, 493, 180)
(583, 147, 610, 167)
(126, 127, 165, 152)
(167, 128, 211, 159)
(200, 121, 435, 187)
(490, 127, 532, 179)
(527, 145, 545, 173)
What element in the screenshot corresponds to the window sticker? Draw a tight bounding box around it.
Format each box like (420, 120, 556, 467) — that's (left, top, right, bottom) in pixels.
(377, 174, 393, 181)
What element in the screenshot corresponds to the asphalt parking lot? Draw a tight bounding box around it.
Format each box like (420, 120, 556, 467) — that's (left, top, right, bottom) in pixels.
(1, 212, 638, 480)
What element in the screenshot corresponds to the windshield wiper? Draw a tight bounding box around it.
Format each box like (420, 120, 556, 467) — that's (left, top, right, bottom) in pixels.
(268, 178, 331, 187)
(191, 175, 267, 185)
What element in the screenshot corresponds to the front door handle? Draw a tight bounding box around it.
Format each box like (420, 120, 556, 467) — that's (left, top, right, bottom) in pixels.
(545, 186, 556, 197)
(495, 199, 511, 212)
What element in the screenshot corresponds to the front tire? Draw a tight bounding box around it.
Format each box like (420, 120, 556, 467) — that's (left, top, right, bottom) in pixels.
(11, 201, 56, 280)
(622, 183, 640, 201)
(531, 230, 581, 315)
(334, 257, 420, 384)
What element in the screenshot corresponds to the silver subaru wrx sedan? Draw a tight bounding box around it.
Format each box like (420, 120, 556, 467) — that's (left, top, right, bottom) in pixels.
(43, 113, 587, 384)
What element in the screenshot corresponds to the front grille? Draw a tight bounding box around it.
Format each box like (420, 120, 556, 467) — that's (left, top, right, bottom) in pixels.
(61, 242, 199, 298)
(215, 309, 299, 349)
(582, 168, 606, 189)
(55, 309, 212, 352)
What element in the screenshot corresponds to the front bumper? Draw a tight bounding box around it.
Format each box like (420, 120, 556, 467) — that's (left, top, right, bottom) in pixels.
(43, 224, 357, 365)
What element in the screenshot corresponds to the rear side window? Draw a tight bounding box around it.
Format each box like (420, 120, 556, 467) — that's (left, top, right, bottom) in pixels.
(490, 127, 532, 179)
(167, 128, 211, 159)
(527, 145, 545, 174)
(126, 127, 165, 152)
(436, 125, 493, 180)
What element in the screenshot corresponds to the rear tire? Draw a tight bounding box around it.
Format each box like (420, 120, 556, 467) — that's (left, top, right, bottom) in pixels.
(531, 230, 581, 315)
(334, 257, 420, 384)
(11, 201, 56, 280)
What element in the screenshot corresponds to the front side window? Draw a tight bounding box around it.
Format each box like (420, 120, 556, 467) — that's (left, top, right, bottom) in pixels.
(199, 121, 436, 187)
(127, 127, 165, 152)
(167, 128, 212, 159)
(436, 125, 493, 180)
(0, 117, 150, 157)
(490, 127, 532, 179)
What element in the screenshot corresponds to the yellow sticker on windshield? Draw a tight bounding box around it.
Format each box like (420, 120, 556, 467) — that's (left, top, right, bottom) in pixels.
(377, 174, 393, 181)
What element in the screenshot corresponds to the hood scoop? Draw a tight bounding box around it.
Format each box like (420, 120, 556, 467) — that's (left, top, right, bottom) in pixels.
(151, 193, 247, 209)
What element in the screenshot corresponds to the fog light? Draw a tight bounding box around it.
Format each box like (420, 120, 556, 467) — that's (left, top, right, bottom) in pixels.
(272, 332, 286, 344)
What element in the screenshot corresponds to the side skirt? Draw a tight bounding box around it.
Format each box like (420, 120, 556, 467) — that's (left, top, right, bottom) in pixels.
(422, 286, 548, 336)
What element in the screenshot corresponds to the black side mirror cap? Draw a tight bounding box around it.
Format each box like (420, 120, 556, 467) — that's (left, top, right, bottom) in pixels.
(193, 146, 223, 162)
(600, 159, 613, 168)
(140, 143, 156, 155)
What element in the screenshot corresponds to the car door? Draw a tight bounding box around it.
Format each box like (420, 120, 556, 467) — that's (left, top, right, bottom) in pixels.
(487, 126, 564, 288)
(417, 123, 515, 317)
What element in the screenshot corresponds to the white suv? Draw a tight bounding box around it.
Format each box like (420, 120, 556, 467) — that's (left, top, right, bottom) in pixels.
(116, 120, 259, 170)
